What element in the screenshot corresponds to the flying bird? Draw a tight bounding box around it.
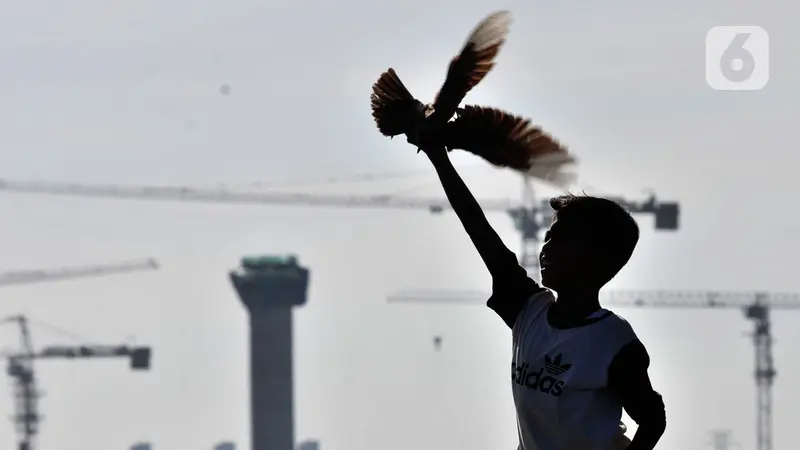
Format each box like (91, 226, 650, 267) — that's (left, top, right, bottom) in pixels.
(370, 11, 577, 187)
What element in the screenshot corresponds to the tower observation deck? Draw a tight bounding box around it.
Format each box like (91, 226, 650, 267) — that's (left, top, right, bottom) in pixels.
(230, 255, 310, 450)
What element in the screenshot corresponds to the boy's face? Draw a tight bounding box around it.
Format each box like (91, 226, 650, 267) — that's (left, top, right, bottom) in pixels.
(539, 214, 596, 291)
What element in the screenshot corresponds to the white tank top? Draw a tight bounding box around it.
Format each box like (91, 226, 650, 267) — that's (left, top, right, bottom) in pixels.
(511, 290, 636, 450)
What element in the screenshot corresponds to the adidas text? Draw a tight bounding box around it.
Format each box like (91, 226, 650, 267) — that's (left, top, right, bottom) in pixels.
(512, 362, 565, 397)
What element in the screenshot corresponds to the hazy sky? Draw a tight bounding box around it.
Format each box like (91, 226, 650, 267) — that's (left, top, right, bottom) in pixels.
(0, 0, 798, 449)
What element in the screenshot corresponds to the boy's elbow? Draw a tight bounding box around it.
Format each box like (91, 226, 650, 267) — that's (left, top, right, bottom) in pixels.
(638, 394, 667, 435)
(627, 391, 666, 429)
(642, 415, 667, 437)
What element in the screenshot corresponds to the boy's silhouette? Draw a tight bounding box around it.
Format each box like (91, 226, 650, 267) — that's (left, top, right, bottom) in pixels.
(421, 145, 666, 450)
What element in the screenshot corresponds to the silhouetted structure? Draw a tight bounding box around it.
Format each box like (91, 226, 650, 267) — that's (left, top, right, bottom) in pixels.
(230, 255, 310, 450)
(215, 442, 236, 450)
(1, 315, 151, 450)
(297, 440, 319, 450)
(131, 442, 151, 450)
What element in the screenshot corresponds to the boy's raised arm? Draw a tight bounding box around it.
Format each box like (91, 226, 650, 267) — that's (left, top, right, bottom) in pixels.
(424, 147, 543, 327)
(425, 148, 518, 275)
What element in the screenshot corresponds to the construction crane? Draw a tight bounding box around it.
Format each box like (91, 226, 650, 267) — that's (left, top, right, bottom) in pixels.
(0, 258, 159, 287)
(603, 290, 800, 450)
(0, 314, 151, 450)
(0, 178, 678, 277)
(386, 289, 800, 450)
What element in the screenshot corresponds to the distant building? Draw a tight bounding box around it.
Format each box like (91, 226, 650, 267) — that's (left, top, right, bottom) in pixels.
(297, 440, 319, 450)
(230, 255, 310, 450)
(131, 443, 151, 450)
(215, 442, 236, 450)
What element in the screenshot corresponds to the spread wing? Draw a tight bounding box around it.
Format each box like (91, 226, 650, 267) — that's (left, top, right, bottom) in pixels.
(443, 105, 578, 187)
(370, 69, 422, 137)
(429, 11, 512, 124)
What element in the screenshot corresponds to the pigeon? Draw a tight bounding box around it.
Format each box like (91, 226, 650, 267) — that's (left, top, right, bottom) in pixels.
(370, 11, 577, 187)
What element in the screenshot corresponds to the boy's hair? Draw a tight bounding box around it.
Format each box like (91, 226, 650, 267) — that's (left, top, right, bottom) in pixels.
(549, 193, 639, 284)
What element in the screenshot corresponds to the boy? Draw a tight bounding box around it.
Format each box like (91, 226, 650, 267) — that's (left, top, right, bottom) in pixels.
(421, 145, 666, 450)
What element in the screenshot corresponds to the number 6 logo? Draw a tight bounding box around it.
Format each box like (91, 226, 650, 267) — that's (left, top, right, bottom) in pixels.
(705, 26, 770, 91)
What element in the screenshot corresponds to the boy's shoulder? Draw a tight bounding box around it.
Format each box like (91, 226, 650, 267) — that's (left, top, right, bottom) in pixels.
(601, 311, 653, 365)
(595, 309, 642, 347)
(604, 308, 635, 329)
(606, 308, 632, 323)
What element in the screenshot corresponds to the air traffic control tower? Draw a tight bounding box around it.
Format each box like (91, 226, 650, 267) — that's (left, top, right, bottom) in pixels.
(230, 255, 310, 450)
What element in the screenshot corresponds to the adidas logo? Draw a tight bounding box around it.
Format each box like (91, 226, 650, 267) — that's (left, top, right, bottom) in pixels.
(544, 353, 571, 375)
(512, 353, 571, 397)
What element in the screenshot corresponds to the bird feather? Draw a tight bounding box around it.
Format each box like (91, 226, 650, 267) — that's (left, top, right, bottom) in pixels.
(370, 68, 422, 137)
(443, 105, 577, 187)
(430, 11, 513, 124)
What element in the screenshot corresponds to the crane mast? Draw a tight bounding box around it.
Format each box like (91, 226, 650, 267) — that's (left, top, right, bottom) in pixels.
(4, 316, 36, 450)
(0, 315, 151, 450)
(749, 299, 774, 450)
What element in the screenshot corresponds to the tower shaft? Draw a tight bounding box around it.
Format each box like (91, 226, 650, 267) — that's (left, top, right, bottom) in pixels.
(249, 308, 295, 450)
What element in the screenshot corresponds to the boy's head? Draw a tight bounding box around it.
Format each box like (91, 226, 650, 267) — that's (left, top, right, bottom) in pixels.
(539, 194, 639, 292)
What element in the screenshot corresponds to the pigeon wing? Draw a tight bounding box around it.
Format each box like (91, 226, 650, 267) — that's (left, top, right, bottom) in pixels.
(443, 105, 578, 187)
(370, 68, 423, 137)
(429, 11, 512, 124)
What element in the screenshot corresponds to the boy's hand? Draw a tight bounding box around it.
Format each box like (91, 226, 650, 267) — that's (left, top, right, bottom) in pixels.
(612, 421, 631, 450)
(613, 432, 631, 449)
